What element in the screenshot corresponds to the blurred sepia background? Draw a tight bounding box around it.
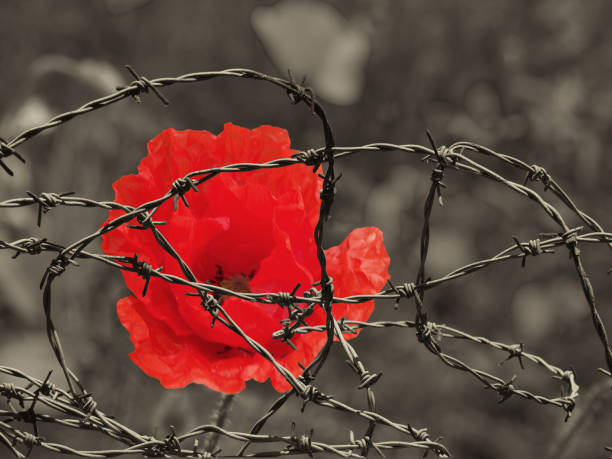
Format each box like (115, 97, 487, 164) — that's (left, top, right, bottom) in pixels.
(1, 1, 611, 458)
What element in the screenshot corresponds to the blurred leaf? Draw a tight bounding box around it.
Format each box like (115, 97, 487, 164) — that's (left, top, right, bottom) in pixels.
(31, 54, 123, 94)
(252, 0, 370, 105)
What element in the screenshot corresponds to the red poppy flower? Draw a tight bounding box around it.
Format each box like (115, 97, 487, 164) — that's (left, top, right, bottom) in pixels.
(101, 123, 390, 393)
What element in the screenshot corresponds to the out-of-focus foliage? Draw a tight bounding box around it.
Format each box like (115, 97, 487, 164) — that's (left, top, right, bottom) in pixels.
(0, 1, 610, 458)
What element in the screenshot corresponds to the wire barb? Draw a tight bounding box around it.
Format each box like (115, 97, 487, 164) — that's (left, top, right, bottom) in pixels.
(171, 177, 199, 210)
(201, 294, 221, 328)
(130, 254, 163, 297)
(387, 280, 416, 309)
(12, 237, 47, 259)
(524, 164, 551, 190)
(425, 131, 449, 205)
(357, 370, 383, 390)
(511, 236, 554, 267)
(0, 137, 26, 176)
(292, 148, 323, 172)
(286, 69, 316, 115)
(494, 374, 517, 404)
(498, 343, 526, 369)
(118, 64, 170, 105)
(25, 191, 75, 226)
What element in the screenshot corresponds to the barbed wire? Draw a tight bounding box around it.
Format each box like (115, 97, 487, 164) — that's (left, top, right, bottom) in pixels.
(1, 66, 610, 458)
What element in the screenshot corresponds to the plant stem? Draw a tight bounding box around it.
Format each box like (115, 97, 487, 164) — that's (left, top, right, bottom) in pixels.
(203, 393, 235, 453)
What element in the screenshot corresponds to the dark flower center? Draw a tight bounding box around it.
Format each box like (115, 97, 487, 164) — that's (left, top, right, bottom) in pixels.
(219, 274, 252, 293)
(208, 266, 255, 303)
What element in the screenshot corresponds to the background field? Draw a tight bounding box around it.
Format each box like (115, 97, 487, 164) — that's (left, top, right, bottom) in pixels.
(1, 1, 611, 458)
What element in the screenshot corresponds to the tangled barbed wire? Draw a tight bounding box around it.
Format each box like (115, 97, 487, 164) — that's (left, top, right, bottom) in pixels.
(0, 67, 610, 457)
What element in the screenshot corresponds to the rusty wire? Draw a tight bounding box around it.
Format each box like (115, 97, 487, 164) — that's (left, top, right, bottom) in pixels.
(1, 66, 611, 457)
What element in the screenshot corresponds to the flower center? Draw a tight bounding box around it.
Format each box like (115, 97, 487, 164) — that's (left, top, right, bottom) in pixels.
(207, 266, 255, 304)
(219, 274, 252, 293)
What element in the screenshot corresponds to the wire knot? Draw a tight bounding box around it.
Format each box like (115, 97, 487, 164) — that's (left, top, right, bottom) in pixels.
(144, 427, 182, 458)
(39, 382, 56, 398)
(552, 226, 583, 257)
(424, 130, 456, 168)
(277, 283, 302, 310)
(524, 164, 551, 190)
(38, 192, 64, 207)
(12, 237, 47, 259)
(287, 308, 306, 324)
(48, 259, 67, 276)
(201, 294, 220, 328)
(281, 310, 309, 345)
(559, 227, 582, 249)
(512, 237, 554, 267)
(319, 173, 341, 203)
(287, 423, 314, 457)
(355, 437, 370, 456)
(430, 167, 445, 184)
(21, 432, 42, 447)
(276, 292, 294, 308)
(562, 398, 576, 422)
(171, 177, 199, 210)
(24, 238, 45, 255)
(131, 254, 162, 297)
(286, 69, 316, 114)
(349, 431, 372, 457)
(0, 137, 26, 176)
(26, 191, 74, 226)
(296, 434, 314, 457)
(437, 145, 454, 166)
(527, 239, 543, 255)
(416, 321, 441, 353)
(76, 393, 97, 414)
(494, 375, 517, 404)
(276, 317, 301, 350)
(292, 148, 323, 172)
(400, 282, 415, 297)
(162, 426, 182, 456)
(278, 319, 297, 345)
(118, 65, 169, 106)
(133, 257, 152, 278)
(388, 281, 416, 309)
(408, 427, 448, 458)
(304, 277, 333, 299)
(358, 370, 383, 390)
(408, 425, 431, 442)
(499, 343, 525, 369)
(300, 384, 329, 412)
(429, 167, 447, 206)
